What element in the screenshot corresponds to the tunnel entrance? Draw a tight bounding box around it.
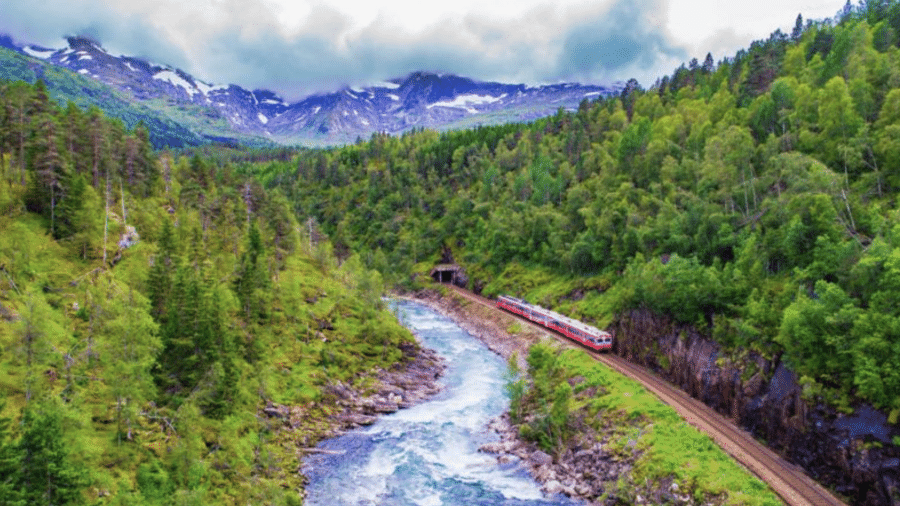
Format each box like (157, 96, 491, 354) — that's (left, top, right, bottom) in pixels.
(429, 264, 467, 287)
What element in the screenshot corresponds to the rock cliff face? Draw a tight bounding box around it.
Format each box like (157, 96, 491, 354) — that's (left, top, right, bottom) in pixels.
(612, 309, 900, 506)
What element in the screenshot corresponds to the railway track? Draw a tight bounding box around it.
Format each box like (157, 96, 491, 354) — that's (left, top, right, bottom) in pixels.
(446, 285, 846, 506)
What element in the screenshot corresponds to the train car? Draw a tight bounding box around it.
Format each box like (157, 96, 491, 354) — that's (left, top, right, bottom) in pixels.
(496, 295, 613, 352)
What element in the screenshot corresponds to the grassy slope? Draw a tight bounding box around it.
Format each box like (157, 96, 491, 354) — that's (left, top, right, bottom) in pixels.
(430, 284, 779, 505)
(561, 350, 779, 505)
(0, 154, 417, 503)
(0, 48, 278, 149)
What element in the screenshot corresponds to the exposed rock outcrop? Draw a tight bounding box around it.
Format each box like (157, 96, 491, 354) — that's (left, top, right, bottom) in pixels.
(613, 309, 900, 506)
(264, 343, 445, 437)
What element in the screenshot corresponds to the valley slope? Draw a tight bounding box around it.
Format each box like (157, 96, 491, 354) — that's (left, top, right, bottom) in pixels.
(1, 35, 621, 147)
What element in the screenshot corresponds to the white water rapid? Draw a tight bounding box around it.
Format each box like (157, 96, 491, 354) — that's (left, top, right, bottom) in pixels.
(301, 299, 579, 506)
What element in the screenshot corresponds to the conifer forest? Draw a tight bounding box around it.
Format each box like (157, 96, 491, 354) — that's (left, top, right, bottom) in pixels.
(2, 2, 900, 504)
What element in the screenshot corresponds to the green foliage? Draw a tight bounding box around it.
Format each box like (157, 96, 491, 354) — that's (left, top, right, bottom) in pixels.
(4, 3, 900, 500)
(15, 400, 88, 505)
(504, 353, 526, 422)
(602, 254, 736, 327)
(233, 220, 270, 322)
(513, 343, 576, 452)
(512, 348, 781, 505)
(0, 398, 20, 506)
(0, 48, 259, 149)
(0, 83, 419, 504)
(506, 322, 522, 334)
(255, 3, 900, 416)
(136, 460, 174, 504)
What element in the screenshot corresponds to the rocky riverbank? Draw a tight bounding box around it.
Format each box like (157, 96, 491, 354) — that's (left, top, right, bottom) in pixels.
(402, 289, 540, 367)
(262, 340, 445, 442)
(404, 289, 662, 505)
(322, 342, 445, 432)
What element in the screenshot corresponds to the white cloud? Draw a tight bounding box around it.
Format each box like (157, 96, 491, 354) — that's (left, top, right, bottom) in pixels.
(0, 0, 846, 97)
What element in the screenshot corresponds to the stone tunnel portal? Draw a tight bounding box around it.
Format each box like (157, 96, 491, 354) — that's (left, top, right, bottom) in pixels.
(430, 264, 466, 287)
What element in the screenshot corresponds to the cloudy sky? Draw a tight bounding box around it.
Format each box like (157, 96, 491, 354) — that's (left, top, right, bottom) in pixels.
(0, 0, 845, 100)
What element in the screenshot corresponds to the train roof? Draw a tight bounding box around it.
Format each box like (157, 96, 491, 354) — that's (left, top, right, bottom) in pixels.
(498, 295, 610, 338)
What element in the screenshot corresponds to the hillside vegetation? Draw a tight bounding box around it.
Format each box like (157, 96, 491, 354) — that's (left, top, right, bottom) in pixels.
(264, 2, 900, 421)
(0, 79, 414, 504)
(0, 46, 281, 149)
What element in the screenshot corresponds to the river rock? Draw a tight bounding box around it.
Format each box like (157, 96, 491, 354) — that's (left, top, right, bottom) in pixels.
(343, 413, 377, 426)
(542, 480, 563, 495)
(478, 442, 505, 454)
(531, 450, 553, 466)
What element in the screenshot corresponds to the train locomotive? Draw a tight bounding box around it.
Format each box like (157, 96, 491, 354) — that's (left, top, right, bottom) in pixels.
(496, 295, 613, 352)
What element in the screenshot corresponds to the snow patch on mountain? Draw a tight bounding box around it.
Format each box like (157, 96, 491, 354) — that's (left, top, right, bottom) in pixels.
(154, 70, 198, 96)
(376, 81, 401, 90)
(427, 94, 503, 113)
(24, 46, 54, 59)
(196, 81, 227, 95)
(5, 34, 623, 146)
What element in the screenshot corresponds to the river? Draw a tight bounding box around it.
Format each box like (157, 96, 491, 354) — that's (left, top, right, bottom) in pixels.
(301, 299, 579, 506)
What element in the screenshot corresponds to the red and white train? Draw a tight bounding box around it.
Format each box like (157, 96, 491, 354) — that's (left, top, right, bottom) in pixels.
(496, 295, 613, 352)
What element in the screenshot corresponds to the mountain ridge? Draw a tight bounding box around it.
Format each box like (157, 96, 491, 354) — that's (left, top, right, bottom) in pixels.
(3, 35, 623, 146)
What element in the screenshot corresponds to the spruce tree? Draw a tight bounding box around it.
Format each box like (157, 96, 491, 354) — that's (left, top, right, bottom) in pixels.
(54, 172, 87, 240)
(6, 81, 31, 185)
(234, 220, 269, 322)
(24, 92, 68, 237)
(792, 13, 805, 41)
(85, 107, 108, 189)
(147, 218, 177, 323)
(0, 398, 23, 506)
(16, 402, 86, 505)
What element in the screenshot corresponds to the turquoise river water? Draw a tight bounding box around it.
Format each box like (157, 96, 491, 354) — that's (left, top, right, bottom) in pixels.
(301, 299, 579, 506)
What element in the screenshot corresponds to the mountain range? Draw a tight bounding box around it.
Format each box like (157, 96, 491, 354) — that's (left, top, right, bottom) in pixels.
(0, 35, 623, 147)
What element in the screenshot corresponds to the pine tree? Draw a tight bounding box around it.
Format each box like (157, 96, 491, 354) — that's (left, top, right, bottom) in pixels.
(0, 398, 23, 506)
(25, 102, 68, 237)
(157, 264, 202, 392)
(5, 81, 31, 185)
(792, 13, 805, 41)
(233, 220, 269, 322)
(200, 288, 238, 419)
(0, 82, 9, 177)
(62, 102, 89, 177)
(95, 280, 160, 444)
(54, 172, 86, 240)
(147, 218, 178, 322)
(156, 243, 220, 397)
(85, 107, 108, 189)
(702, 52, 715, 74)
(16, 402, 86, 505)
(130, 123, 157, 197)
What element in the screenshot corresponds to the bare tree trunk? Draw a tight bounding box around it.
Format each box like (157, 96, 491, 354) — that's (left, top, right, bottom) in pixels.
(841, 187, 856, 233)
(91, 129, 101, 188)
(244, 182, 253, 223)
(120, 178, 127, 224)
(103, 169, 110, 266)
